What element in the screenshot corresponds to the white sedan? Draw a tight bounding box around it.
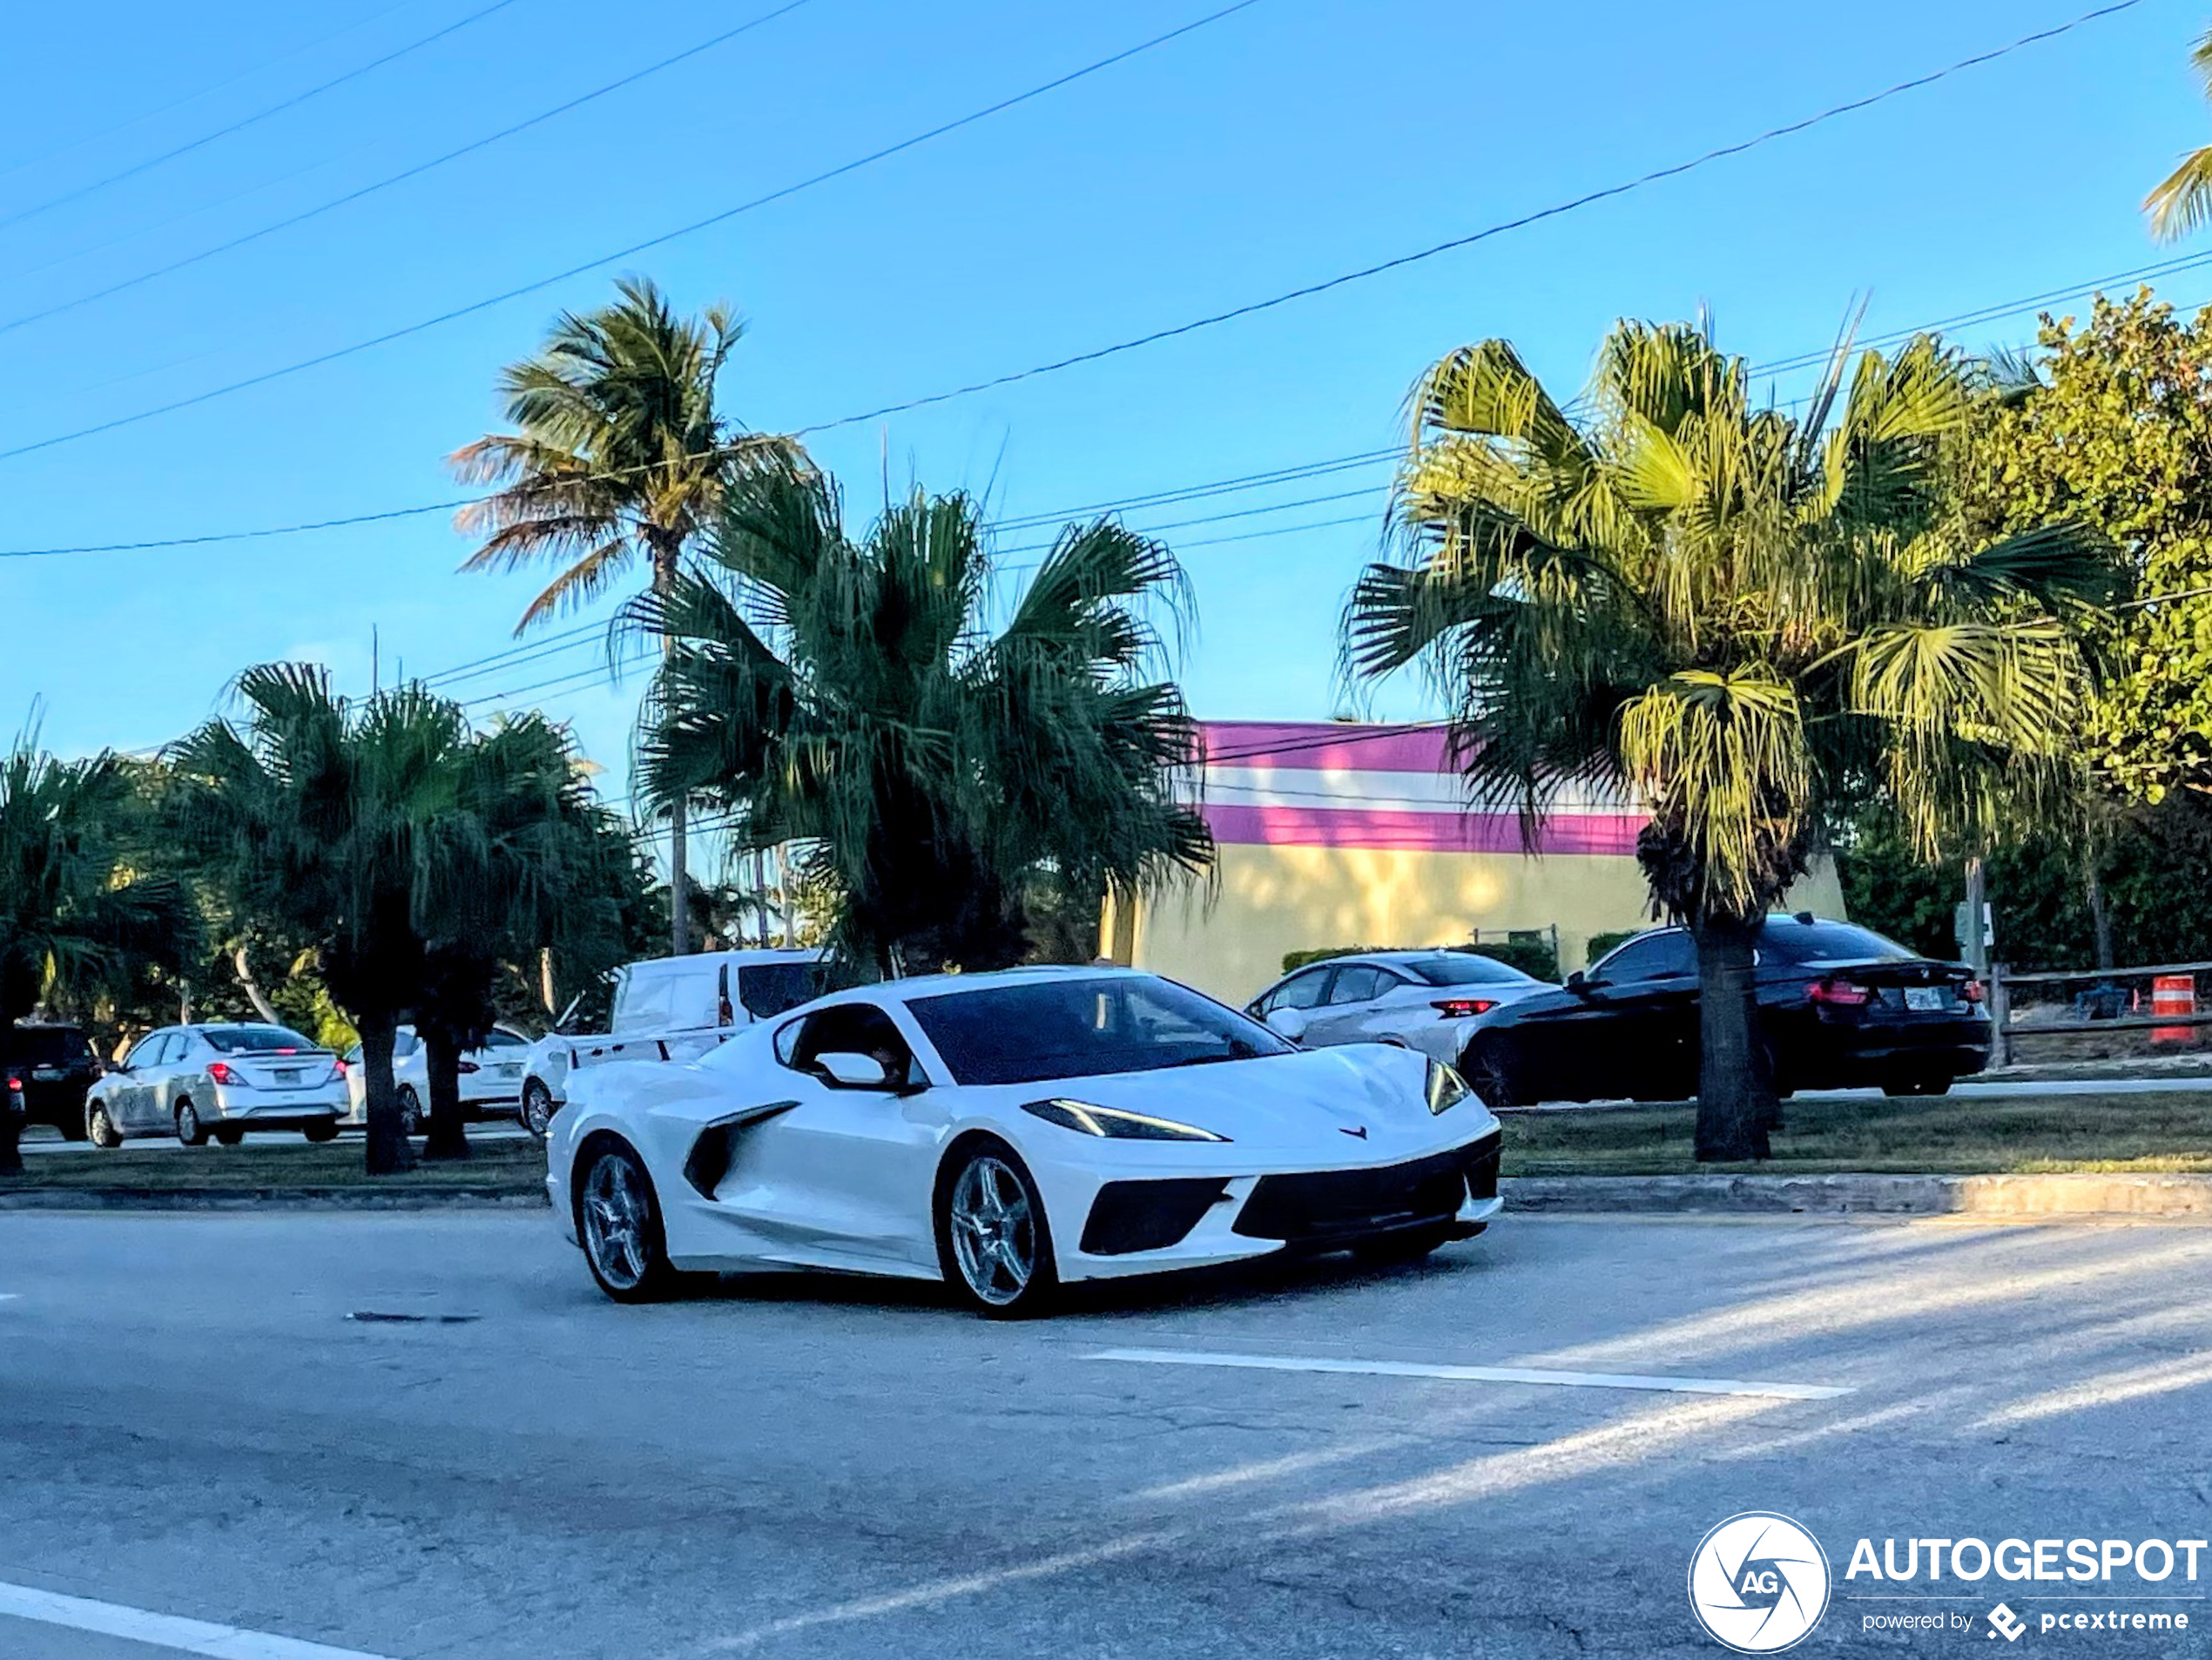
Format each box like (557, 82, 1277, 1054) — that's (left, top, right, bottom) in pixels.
(1245, 950, 1554, 1066)
(548, 968, 1502, 1316)
(85, 1023, 347, 1146)
(341, 1026, 530, 1133)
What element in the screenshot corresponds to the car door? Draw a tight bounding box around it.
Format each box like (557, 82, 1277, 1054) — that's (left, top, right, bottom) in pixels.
(1305, 963, 1396, 1046)
(112, 1032, 169, 1130)
(659, 961, 733, 1063)
(1587, 931, 1700, 1100)
(716, 1002, 944, 1272)
(151, 1031, 203, 1125)
(1507, 941, 1682, 1102)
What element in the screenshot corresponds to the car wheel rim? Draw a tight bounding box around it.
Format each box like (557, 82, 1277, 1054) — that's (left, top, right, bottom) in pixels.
(524, 1089, 550, 1136)
(950, 1156, 1035, 1306)
(179, 1107, 196, 1140)
(91, 1109, 111, 1142)
(583, 1156, 651, 1291)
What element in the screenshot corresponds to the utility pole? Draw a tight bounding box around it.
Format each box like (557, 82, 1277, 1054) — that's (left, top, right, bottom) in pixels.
(1959, 857, 1992, 975)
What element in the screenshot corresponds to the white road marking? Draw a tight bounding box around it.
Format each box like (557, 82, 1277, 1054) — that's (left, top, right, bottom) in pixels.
(1086, 1346, 1851, 1400)
(0, 1293, 18, 1303)
(0, 1582, 394, 1660)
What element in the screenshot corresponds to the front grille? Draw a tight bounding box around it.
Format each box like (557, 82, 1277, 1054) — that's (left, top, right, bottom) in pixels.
(1235, 1130, 1501, 1245)
(1080, 1178, 1231, 1256)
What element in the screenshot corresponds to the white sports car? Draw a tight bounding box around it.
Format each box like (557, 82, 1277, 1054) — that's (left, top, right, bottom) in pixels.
(547, 967, 1503, 1316)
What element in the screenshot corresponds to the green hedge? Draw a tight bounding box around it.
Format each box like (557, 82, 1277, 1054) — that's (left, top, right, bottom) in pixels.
(1280, 939, 1561, 982)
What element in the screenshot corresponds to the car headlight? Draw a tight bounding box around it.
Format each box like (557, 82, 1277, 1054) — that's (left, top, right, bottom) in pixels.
(1425, 1059, 1474, 1117)
(1021, 1098, 1230, 1143)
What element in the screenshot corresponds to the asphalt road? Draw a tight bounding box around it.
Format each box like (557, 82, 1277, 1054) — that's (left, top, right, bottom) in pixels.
(3, 1209, 2210, 1658)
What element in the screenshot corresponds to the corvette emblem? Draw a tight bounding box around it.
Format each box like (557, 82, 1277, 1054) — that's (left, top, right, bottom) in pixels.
(1338, 1125, 1368, 1139)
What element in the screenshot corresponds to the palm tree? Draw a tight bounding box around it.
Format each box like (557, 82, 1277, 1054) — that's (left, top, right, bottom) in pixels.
(171, 667, 482, 1174)
(2146, 30, 2212, 240)
(631, 457, 1214, 977)
(1341, 320, 2121, 1161)
(0, 729, 190, 1174)
(449, 276, 799, 954)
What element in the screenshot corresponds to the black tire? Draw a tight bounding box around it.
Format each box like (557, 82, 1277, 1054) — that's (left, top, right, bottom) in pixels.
(574, 1140, 687, 1304)
(212, 1126, 245, 1147)
(397, 1086, 422, 1137)
(86, 1102, 123, 1150)
(175, 1099, 207, 1147)
(520, 1079, 555, 1141)
(1461, 1035, 1524, 1110)
(934, 1137, 1059, 1319)
(301, 1121, 339, 1144)
(1352, 1222, 1460, 1267)
(57, 1113, 89, 1143)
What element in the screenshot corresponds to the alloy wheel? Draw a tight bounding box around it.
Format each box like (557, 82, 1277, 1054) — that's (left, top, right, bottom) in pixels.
(948, 1155, 1036, 1307)
(522, 1083, 553, 1140)
(582, 1152, 651, 1293)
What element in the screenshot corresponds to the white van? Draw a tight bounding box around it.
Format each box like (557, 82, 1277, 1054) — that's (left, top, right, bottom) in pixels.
(516, 948, 828, 1137)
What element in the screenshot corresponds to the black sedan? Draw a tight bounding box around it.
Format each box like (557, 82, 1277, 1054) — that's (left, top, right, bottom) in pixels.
(1456, 915, 1990, 1108)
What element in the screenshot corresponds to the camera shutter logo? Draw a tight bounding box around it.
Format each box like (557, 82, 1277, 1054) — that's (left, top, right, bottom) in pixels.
(1688, 1512, 1831, 1653)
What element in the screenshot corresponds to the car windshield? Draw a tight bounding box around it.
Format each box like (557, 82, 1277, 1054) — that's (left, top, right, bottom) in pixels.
(738, 962, 829, 1019)
(479, 1029, 527, 1049)
(907, 975, 1293, 1087)
(1399, 955, 1536, 986)
(1759, 921, 1921, 963)
(201, 1025, 318, 1054)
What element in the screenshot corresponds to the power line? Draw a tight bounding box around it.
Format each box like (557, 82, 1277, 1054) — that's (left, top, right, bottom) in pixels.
(784, 0, 2152, 440)
(0, 0, 529, 233)
(0, 0, 1267, 465)
(0, 0, 818, 338)
(0, 2, 415, 185)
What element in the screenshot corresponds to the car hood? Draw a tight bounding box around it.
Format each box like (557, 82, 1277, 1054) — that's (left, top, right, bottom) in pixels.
(1000, 1043, 1480, 1157)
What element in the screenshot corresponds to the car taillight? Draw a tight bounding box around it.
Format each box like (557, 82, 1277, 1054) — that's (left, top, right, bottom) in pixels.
(1433, 998, 1498, 1019)
(1807, 978, 1872, 1008)
(4, 1076, 19, 1093)
(333, 1058, 349, 1076)
(206, 1061, 244, 1085)
(1959, 979, 1986, 1004)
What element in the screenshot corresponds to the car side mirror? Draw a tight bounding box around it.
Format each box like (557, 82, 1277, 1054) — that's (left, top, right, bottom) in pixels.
(1566, 971, 1589, 993)
(814, 1051, 904, 1091)
(1264, 1008, 1310, 1043)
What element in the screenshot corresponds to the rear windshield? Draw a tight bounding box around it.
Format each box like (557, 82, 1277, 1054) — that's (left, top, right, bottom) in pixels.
(1399, 955, 1536, 987)
(1759, 921, 1920, 964)
(201, 1026, 318, 1054)
(13, 1027, 92, 1063)
(480, 1029, 527, 1049)
(738, 962, 828, 1020)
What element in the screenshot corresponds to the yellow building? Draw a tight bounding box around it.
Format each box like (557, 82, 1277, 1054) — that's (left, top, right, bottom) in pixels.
(1103, 720, 1845, 1004)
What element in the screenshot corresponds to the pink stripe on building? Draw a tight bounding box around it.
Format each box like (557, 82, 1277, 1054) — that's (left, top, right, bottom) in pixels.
(1203, 804, 1644, 856)
(1197, 721, 1641, 855)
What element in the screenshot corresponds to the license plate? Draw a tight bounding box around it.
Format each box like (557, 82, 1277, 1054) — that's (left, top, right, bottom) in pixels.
(274, 1069, 300, 1083)
(1905, 988, 1946, 1012)
(30, 1067, 61, 1082)
(496, 1063, 521, 1078)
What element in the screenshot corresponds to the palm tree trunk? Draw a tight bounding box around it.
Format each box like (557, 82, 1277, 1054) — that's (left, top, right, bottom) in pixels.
(1690, 914, 1773, 1163)
(420, 1027, 470, 1163)
(654, 541, 691, 956)
(358, 1009, 414, 1176)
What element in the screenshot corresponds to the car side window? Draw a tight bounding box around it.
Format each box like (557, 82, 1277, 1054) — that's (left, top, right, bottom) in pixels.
(779, 1004, 917, 1088)
(1596, 933, 1695, 983)
(395, 1031, 421, 1058)
(1326, 965, 1389, 1005)
(1263, 968, 1333, 1014)
(122, 1032, 167, 1070)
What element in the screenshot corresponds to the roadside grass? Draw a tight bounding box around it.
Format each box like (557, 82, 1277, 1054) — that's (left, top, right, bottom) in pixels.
(3, 1137, 547, 1192)
(1501, 1093, 2212, 1178)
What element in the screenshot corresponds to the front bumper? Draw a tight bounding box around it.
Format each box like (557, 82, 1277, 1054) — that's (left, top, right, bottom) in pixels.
(1047, 1124, 1504, 1283)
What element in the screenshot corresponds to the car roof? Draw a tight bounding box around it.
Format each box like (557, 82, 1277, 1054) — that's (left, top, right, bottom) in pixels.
(866, 965, 1146, 1005)
(627, 948, 823, 975)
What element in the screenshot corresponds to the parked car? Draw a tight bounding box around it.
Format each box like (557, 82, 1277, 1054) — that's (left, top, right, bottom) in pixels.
(3, 1022, 102, 1140)
(1455, 914, 1990, 1108)
(518, 948, 830, 1139)
(1246, 951, 1554, 1063)
(84, 1023, 347, 1147)
(341, 1025, 531, 1133)
(548, 967, 1503, 1313)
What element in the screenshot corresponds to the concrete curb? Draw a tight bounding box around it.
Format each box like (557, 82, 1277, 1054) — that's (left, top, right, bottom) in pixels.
(1507, 1173, 2212, 1218)
(0, 1187, 550, 1213)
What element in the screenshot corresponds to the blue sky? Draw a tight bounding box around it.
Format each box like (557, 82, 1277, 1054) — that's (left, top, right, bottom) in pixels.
(0, 0, 2202, 867)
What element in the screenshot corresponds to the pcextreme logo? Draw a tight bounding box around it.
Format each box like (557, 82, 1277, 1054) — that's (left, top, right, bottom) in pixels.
(1688, 1512, 1832, 1653)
